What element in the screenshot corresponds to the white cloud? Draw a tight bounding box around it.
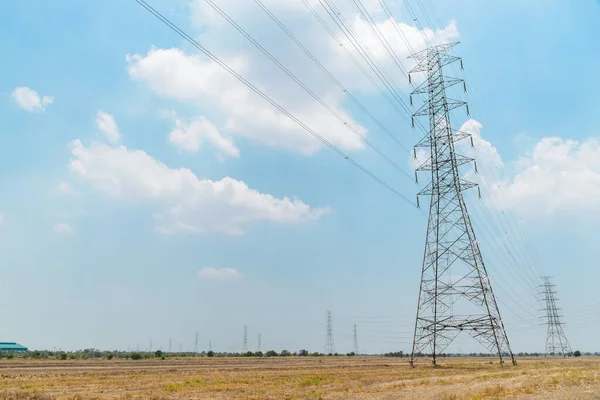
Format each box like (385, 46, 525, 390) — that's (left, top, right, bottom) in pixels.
(53, 222, 73, 235)
(501, 137, 600, 214)
(169, 115, 239, 157)
(11, 87, 53, 112)
(56, 181, 78, 196)
(127, 2, 458, 156)
(197, 267, 241, 280)
(459, 119, 503, 169)
(127, 49, 364, 155)
(68, 139, 329, 234)
(435, 119, 600, 217)
(96, 110, 121, 144)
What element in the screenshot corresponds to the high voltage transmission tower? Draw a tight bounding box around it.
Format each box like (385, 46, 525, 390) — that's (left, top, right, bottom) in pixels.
(242, 326, 248, 353)
(352, 324, 359, 355)
(408, 42, 515, 366)
(540, 276, 572, 357)
(325, 310, 335, 354)
(257, 334, 262, 352)
(194, 331, 199, 354)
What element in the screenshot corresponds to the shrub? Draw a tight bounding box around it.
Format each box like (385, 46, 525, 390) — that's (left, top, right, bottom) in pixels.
(574, 350, 581, 357)
(106, 353, 114, 360)
(207, 351, 214, 358)
(59, 353, 68, 360)
(265, 350, 278, 357)
(298, 349, 309, 356)
(154, 350, 163, 358)
(131, 352, 143, 360)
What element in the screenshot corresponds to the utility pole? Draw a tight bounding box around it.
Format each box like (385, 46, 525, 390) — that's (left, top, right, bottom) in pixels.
(242, 326, 248, 353)
(408, 42, 515, 367)
(169, 338, 172, 353)
(257, 334, 262, 352)
(194, 331, 199, 355)
(541, 276, 572, 357)
(325, 310, 335, 355)
(353, 324, 359, 355)
(209, 340, 212, 352)
(149, 340, 152, 353)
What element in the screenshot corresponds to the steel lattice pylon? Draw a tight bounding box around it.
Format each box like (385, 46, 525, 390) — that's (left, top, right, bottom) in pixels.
(325, 310, 335, 354)
(408, 43, 515, 366)
(540, 276, 572, 357)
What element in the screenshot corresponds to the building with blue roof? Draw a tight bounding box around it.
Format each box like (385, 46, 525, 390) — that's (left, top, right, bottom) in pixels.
(0, 342, 28, 352)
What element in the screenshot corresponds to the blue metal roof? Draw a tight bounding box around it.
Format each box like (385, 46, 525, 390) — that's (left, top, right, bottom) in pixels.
(0, 342, 28, 351)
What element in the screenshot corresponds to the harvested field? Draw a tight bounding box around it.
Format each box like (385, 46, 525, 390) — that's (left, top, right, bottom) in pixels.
(0, 357, 599, 399)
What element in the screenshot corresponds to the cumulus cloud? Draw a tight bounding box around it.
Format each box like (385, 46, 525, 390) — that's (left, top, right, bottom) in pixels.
(96, 110, 121, 144)
(197, 267, 241, 280)
(68, 139, 329, 234)
(127, 2, 458, 156)
(501, 137, 600, 214)
(53, 222, 73, 234)
(11, 87, 53, 112)
(437, 119, 600, 217)
(127, 49, 364, 155)
(169, 115, 239, 157)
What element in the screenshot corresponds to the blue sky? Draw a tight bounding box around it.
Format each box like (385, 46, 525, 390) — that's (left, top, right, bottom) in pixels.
(1, 0, 600, 354)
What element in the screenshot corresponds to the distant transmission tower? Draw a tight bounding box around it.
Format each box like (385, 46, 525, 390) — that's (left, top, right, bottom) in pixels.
(242, 326, 248, 353)
(194, 331, 199, 354)
(325, 310, 335, 354)
(352, 324, 359, 355)
(169, 338, 172, 353)
(409, 42, 515, 366)
(541, 276, 572, 357)
(257, 334, 262, 352)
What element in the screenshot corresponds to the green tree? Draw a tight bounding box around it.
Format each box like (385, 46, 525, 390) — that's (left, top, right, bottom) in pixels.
(154, 350, 163, 358)
(280, 350, 291, 357)
(106, 353, 114, 360)
(207, 351, 215, 358)
(298, 349, 309, 356)
(265, 350, 278, 357)
(59, 352, 68, 360)
(131, 352, 142, 360)
(574, 350, 582, 357)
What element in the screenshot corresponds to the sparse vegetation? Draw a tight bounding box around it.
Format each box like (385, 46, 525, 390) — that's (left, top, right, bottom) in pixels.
(0, 356, 597, 399)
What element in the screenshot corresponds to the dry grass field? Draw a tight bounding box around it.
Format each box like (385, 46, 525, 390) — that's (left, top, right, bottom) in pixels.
(0, 356, 599, 399)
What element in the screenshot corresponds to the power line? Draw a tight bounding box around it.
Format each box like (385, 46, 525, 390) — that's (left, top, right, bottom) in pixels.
(133, 0, 418, 208)
(205, 0, 414, 182)
(252, 0, 413, 155)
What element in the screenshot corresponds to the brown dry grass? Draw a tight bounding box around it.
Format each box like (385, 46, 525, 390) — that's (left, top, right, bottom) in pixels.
(0, 357, 598, 399)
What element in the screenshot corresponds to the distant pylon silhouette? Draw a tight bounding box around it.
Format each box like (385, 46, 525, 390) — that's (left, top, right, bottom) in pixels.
(325, 310, 335, 354)
(242, 326, 248, 353)
(352, 324, 359, 355)
(408, 42, 515, 366)
(540, 276, 572, 357)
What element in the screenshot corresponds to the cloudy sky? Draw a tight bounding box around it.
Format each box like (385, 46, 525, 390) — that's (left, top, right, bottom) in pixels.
(1, 0, 599, 354)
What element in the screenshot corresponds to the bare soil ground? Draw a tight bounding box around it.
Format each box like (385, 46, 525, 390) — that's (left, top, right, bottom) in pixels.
(0, 356, 599, 399)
